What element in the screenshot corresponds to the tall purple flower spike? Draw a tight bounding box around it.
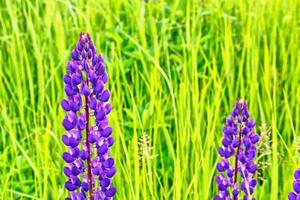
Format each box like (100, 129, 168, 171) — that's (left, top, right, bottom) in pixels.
(288, 168, 300, 200)
(215, 99, 260, 200)
(61, 33, 116, 200)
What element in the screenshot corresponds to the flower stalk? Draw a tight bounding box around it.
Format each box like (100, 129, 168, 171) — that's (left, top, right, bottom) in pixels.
(61, 32, 116, 200)
(215, 99, 259, 200)
(85, 93, 93, 199)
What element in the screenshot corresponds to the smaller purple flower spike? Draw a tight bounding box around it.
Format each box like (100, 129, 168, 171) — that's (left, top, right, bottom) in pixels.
(288, 168, 300, 200)
(61, 33, 116, 200)
(215, 99, 259, 200)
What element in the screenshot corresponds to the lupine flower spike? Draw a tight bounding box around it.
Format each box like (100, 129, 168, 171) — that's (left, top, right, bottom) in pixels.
(215, 99, 260, 200)
(288, 168, 300, 200)
(61, 32, 116, 200)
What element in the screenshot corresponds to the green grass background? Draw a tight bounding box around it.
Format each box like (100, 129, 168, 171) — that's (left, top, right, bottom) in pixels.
(0, 0, 299, 199)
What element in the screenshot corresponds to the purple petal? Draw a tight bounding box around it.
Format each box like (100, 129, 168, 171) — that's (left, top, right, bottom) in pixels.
(105, 187, 116, 197)
(83, 61, 89, 71)
(227, 167, 234, 178)
(97, 63, 105, 75)
(65, 181, 77, 191)
(94, 80, 104, 94)
(62, 135, 69, 146)
(101, 127, 112, 137)
(294, 169, 300, 179)
(218, 147, 225, 157)
(246, 162, 258, 173)
(63, 75, 72, 84)
(69, 137, 79, 147)
(89, 96, 97, 110)
(100, 178, 110, 188)
(250, 134, 259, 144)
(70, 147, 80, 158)
(102, 72, 108, 83)
(71, 166, 81, 176)
(76, 41, 83, 51)
(92, 166, 101, 175)
(100, 90, 110, 102)
(246, 119, 256, 128)
(96, 109, 106, 121)
(242, 126, 250, 135)
(88, 70, 97, 83)
(77, 118, 86, 130)
(103, 158, 115, 168)
(61, 99, 70, 111)
(81, 83, 90, 96)
(80, 150, 88, 160)
(293, 180, 300, 193)
(82, 182, 89, 191)
(249, 179, 257, 187)
(107, 137, 114, 147)
(288, 192, 297, 200)
(71, 176, 81, 186)
(98, 144, 108, 155)
(81, 51, 87, 59)
(69, 101, 80, 112)
(71, 75, 82, 85)
(65, 85, 76, 96)
(62, 118, 76, 131)
(106, 167, 116, 178)
(232, 138, 239, 148)
(105, 103, 112, 114)
(63, 166, 72, 177)
(92, 56, 98, 65)
(71, 50, 80, 60)
(88, 133, 97, 144)
(63, 152, 75, 163)
(222, 137, 232, 147)
(87, 49, 93, 59)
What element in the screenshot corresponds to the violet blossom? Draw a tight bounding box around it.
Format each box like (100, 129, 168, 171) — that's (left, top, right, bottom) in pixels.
(61, 32, 116, 200)
(215, 99, 259, 200)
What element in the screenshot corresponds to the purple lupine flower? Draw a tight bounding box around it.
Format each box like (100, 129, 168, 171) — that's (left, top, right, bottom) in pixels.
(288, 168, 300, 200)
(61, 32, 116, 200)
(215, 99, 260, 200)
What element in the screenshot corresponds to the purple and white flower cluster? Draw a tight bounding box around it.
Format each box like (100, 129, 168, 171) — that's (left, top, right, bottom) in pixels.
(215, 99, 259, 200)
(61, 33, 116, 200)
